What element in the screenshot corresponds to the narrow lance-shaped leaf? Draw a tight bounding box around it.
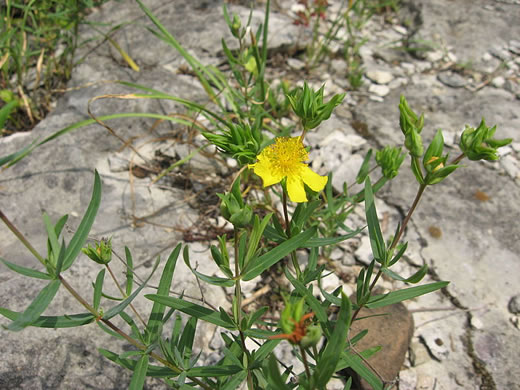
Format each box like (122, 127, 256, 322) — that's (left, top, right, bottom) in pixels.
(43, 213, 61, 264)
(6, 279, 61, 331)
(93, 269, 106, 311)
(242, 227, 316, 281)
(0, 258, 52, 280)
(145, 244, 182, 344)
(103, 257, 160, 320)
(265, 354, 289, 390)
(128, 354, 149, 390)
(125, 246, 133, 296)
(366, 281, 449, 308)
(0, 308, 94, 328)
(62, 171, 102, 271)
(381, 264, 428, 284)
(284, 267, 328, 326)
(144, 295, 236, 329)
(364, 178, 386, 264)
(314, 292, 352, 387)
(183, 245, 234, 287)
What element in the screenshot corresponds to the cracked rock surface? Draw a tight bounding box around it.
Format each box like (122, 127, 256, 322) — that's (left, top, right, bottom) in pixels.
(1, 0, 519, 389)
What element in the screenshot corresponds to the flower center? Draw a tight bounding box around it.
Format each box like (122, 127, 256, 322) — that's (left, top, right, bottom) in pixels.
(265, 137, 308, 177)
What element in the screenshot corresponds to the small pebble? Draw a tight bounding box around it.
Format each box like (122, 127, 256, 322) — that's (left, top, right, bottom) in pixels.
(366, 69, 394, 85)
(437, 71, 467, 88)
(491, 76, 506, 88)
(508, 295, 520, 314)
(287, 58, 305, 70)
(368, 83, 390, 97)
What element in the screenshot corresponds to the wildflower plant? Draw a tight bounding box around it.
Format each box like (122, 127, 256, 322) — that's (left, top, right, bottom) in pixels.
(0, 1, 513, 389)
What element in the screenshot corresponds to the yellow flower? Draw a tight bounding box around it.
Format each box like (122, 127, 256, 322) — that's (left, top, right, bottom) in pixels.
(248, 137, 328, 202)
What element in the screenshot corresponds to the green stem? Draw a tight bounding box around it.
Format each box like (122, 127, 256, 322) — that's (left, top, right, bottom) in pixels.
(105, 263, 147, 327)
(0, 209, 46, 266)
(351, 183, 427, 322)
(299, 344, 312, 382)
(451, 152, 466, 165)
(234, 227, 253, 390)
(282, 189, 301, 278)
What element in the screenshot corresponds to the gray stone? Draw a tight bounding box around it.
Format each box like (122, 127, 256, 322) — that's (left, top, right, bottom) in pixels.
(330, 58, 347, 75)
(354, 235, 373, 266)
(368, 84, 390, 97)
(491, 76, 506, 88)
(490, 46, 512, 61)
(287, 57, 305, 70)
(365, 70, 394, 85)
(437, 71, 467, 88)
(399, 368, 418, 390)
(419, 329, 450, 361)
(508, 295, 520, 314)
(425, 50, 444, 63)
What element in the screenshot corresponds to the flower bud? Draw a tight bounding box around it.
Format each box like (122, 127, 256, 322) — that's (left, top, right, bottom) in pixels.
(459, 119, 512, 161)
(82, 238, 112, 265)
(300, 324, 322, 348)
(231, 14, 241, 38)
(375, 146, 405, 179)
(218, 178, 253, 228)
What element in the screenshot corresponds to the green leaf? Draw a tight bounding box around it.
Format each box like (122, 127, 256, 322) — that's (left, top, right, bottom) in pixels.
(306, 228, 364, 247)
(0, 258, 52, 280)
(410, 156, 424, 184)
(43, 213, 61, 263)
(0, 138, 38, 168)
(381, 264, 428, 284)
(356, 149, 373, 184)
(388, 241, 407, 267)
(6, 279, 61, 331)
(93, 269, 105, 311)
(221, 372, 248, 390)
(366, 281, 449, 308)
(125, 247, 134, 296)
(211, 244, 233, 278)
(341, 351, 383, 390)
(54, 239, 67, 276)
(146, 244, 181, 343)
(144, 296, 235, 329)
(245, 214, 272, 268)
(0, 100, 18, 129)
(178, 316, 197, 360)
(242, 227, 316, 281)
(0, 308, 94, 328)
(103, 257, 160, 320)
(284, 268, 328, 325)
(185, 365, 243, 377)
(314, 293, 352, 387)
(183, 246, 234, 287)
(255, 339, 281, 362)
(364, 178, 386, 264)
(129, 354, 149, 390)
(265, 354, 288, 390)
(99, 349, 180, 378)
(62, 171, 102, 271)
(54, 215, 69, 238)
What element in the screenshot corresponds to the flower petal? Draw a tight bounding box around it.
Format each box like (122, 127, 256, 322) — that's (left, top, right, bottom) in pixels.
(301, 166, 328, 192)
(287, 175, 307, 203)
(250, 160, 283, 187)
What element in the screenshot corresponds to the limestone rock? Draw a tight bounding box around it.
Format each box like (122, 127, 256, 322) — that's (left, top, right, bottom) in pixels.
(437, 71, 467, 88)
(365, 70, 394, 85)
